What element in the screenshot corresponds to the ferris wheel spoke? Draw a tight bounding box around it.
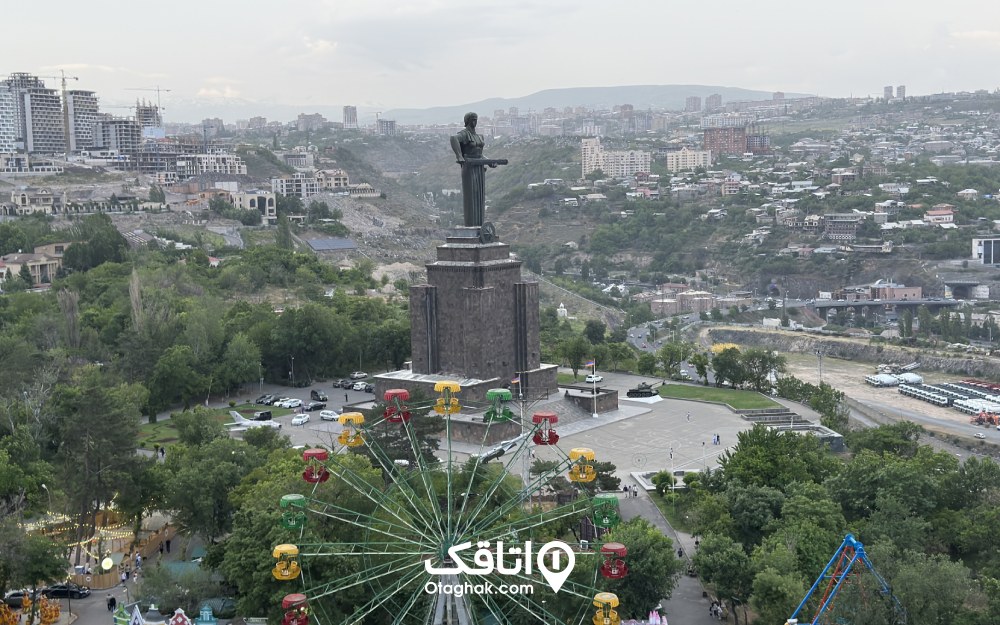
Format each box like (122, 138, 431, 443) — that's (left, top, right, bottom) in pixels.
(389, 577, 430, 625)
(485, 567, 597, 604)
(452, 412, 513, 537)
(477, 589, 551, 624)
(304, 499, 429, 547)
(402, 418, 447, 535)
(477, 500, 589, 541)
(340, 559, 429, 625)
(465, 457, 577, 536)
(302, 555, 424, 599)
(297, 541, 429, 557)
(455, 419, 552, 534)
(313, 461, 435, 543)
(358, 426, 441, 533)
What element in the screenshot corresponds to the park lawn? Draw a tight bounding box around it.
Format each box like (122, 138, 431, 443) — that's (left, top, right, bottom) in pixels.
(659, 384, 779, 410)
(556, 372, 579, 384)
(137, 403, 264, 449)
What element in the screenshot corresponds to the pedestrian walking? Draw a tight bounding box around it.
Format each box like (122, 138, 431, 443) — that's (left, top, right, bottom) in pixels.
(135, 553, 142, 569)
(159, 446, 166, 459)
(159, 542, 164, 556)
(121, 571, 127, 584)
(686, 412, 691, 422)
(344, 393, 349, 402)
(165, 538, 171, 553)
(107, 594, 113, 611)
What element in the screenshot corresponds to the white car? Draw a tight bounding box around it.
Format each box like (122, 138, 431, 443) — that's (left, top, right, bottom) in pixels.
(272, 397, 293, 407)
(585, 374, 603, 383)
(349, 371, 368, 380)
(353, 381, 368, 391)
(975, 432, 986, 439)
(283, 398, 303, 409)
(291, 413, 310, 426)
(319, 410, 339, 421)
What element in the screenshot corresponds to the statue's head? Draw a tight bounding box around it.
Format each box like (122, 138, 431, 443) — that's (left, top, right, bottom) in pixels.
(464, 112, 478, 127)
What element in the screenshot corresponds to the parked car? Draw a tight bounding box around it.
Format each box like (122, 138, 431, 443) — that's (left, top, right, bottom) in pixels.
(3, 589, 40, 609)
(304, 401, 326, 411)
(291, 414, 310, 426)
(252, 410, 273, 420)
(255, 394, 275, 405)
(42, 582, 91, 599)
(585, 374, 603, 383)
(349, 371, 368, 380)
(275, 398, 302, 409)
(975, 432, 986, 439)
(353, 381, 368, 391)
(272, 397, 293, 407)
(319, 410, 339, 421)
(310, 389, 328, 402)
(334, 379, 352, 389)
(363, 383, 374, 393)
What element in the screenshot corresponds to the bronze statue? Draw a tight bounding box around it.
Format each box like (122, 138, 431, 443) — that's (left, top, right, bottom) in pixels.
(450, 112, 507, 229)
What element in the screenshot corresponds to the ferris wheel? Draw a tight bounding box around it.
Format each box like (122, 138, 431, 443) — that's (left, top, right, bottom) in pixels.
(269, 381, 631, 625)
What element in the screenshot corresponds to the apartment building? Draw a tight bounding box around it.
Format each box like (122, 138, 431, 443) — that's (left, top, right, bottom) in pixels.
(248, 116, 267, 129)
(705, 94, 722, 110)
(703, 127, 747, 157)
(685, 96, 702, 112)
(176, 153, 247, 177)
(66, 90, 99, 152)
(271, 172, 320, 198)
(1, 73, 45, 147)
(92, 116, 141, 153)
(823, 213, 864, 241)
(377, 118, 397, 136)
(0, 87, 16, 152)
(883, 86, 894, 101)
(664, 147, 711, 172)
(343, 106, 358, 129)
(135, 101, 161, 129)
(579, 137, 650, 179)
(23, 88, 65, 153)
(317, 168, 349, 189)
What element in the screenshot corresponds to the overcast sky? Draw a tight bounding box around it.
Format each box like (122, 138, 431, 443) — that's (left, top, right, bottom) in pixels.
(5, 0, 1000, 121)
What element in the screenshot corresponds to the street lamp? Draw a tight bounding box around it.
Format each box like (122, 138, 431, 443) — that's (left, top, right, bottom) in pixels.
(290, 355, 295, 387)
(40, 483, 52, 513)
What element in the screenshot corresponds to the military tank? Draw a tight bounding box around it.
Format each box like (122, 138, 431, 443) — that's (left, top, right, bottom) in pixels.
(627, 382, 658, 398)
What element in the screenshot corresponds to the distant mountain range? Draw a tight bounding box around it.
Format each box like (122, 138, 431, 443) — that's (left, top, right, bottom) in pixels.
(150, 85, 810, 126)
(382, 85, 812, 125)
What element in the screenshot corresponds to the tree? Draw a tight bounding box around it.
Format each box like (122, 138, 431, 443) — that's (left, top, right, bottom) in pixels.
(690, 352, 711, 385)
(739, 348, 786, 393)
(62, 214, 129, 272)
(750, 567, 806, 625)
(600, 518, 683, 619)
(694, 533, 753, 624)
(148, 345, 207, 414)
(718, 424, 840, 490)
(18, 264, 33, 288)
(658, 341, 694, 379)
(275, 215, 294, 250)
(51, 366, 148, 564)
(712, 347, 744, 388)
(606, 342, 633, 371)
(636, 352, 658, 376)
(583, 319, 607, 344)
(11, 535, 67, 625)
(559, 335, 591, 378)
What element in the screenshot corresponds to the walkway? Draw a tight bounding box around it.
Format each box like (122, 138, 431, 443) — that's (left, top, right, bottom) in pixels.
(617, 490, 722, 625)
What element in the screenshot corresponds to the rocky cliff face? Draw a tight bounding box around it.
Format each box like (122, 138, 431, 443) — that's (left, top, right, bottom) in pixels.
(707, 328, 1000, 379)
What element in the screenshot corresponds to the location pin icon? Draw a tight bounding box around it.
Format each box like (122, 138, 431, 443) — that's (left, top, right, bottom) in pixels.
(537, 541, 575, 593)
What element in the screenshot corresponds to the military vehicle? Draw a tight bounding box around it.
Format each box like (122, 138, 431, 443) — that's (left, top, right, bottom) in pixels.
(626, 382, 658, 398)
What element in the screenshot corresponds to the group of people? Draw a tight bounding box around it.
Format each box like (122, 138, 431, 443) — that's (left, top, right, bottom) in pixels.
(621, 484, 640, 498)
(711, 433, 722, 445)
(709, 600, 728, 620)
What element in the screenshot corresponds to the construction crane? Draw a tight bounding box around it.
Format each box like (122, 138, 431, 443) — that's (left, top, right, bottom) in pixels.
(786, 534, 906, 625)
(126, 86, 171, 112)
(35, 70, 79, 150)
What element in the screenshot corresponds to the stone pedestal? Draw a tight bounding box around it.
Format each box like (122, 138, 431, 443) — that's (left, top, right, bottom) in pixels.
(410, 234, 557, 401)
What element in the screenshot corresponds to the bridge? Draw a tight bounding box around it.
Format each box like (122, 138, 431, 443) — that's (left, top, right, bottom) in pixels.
(812, 298, 962, 312)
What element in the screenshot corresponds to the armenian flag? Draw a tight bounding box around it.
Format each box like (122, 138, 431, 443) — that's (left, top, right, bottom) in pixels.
(585, 360, 596, 367)
(511, 375, 521, 384)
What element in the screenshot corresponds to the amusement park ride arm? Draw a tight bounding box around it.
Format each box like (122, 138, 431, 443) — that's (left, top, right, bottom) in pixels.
(786, 533, 906, 625)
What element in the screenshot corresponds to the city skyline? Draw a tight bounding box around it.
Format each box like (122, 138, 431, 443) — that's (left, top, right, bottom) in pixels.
(4, 0, 1000, 122)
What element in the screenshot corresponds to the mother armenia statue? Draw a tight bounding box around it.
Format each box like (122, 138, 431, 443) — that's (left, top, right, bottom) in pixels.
(450, 112, 507, 229)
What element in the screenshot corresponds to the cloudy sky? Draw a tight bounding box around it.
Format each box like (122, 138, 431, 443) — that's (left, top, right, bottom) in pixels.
(5, 0, 1000, 121)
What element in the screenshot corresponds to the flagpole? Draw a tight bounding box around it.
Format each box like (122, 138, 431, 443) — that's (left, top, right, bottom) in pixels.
(591, 360, 598, 419)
